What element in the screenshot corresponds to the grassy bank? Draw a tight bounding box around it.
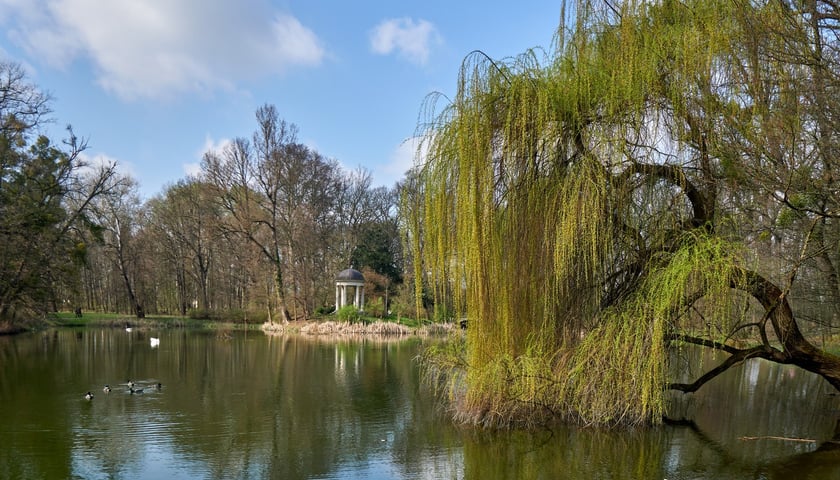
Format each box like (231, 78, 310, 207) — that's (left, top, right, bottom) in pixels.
(46, 311, 261, 331)
(0, 310, 460, 338)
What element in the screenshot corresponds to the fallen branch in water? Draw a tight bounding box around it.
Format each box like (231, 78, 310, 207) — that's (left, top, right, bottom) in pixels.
(739, 436, 816, 443)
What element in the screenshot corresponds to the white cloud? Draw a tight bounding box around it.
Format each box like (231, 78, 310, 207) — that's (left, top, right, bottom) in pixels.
(370, 18, 441, 66)
(1, 0, 325, 100)
(183, 162, 202, 178)
(373, 136, 426, 186)
(189, 135, 232, 177)
(198, 135, 232, 158)
(77, 151, 137, 183)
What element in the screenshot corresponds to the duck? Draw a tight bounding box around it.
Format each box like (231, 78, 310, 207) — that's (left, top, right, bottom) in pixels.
(84, 391, 94, 401)
(150, 337, 160, 347)
(156, 382, 162, 390)
(103, 385, 111, 393)
(127, 380, 135, 389)
(129, 386, 144, 394)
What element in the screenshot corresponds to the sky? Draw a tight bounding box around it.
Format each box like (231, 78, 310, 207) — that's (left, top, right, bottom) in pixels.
(0, 0, 563, 199)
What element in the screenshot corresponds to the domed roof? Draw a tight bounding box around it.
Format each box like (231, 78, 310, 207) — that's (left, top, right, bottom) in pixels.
(336, 268, 365, 282)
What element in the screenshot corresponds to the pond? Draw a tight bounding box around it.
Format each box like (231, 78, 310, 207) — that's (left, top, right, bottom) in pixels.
(1, 328, 839, 479)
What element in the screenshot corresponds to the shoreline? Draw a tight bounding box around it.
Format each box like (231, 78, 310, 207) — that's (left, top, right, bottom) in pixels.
(261, 319, 458, 336)
(1, 312, 460, 338)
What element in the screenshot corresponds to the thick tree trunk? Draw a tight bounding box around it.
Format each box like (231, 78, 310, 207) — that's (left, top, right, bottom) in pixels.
(273, 262, 291, 323)
(669, 267, 840, 393)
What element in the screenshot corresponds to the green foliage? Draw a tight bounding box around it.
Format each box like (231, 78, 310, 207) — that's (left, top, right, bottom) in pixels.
(387, 281, 427, 321)
(0, 133, 75, 318)
(365, 296, 386, 318)
(188, 308, 212, 320)
(350, 221, 403, 283)
(406, 0, 769, 427)
(314, 305, 336, 316)
(336, 305, 362, 324)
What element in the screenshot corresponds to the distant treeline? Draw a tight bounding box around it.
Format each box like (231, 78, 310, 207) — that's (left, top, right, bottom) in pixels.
(0, 63, 417, 324)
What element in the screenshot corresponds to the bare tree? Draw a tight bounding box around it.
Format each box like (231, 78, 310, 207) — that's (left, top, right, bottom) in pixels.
(86, 177, 146, 317)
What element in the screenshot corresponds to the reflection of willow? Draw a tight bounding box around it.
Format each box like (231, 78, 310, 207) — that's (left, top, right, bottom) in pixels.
(459, 427, 669, 480)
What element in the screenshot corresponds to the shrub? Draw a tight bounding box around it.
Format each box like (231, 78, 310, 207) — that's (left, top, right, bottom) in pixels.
(366, 297, 386, 318)
(188, 308, 211, 320)
(336, 305, 362, 324)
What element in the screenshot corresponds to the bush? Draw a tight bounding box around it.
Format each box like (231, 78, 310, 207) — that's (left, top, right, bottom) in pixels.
(336, 305, 362, 324)
(188, 308, 211, 320)
(366, 297, 386, 318)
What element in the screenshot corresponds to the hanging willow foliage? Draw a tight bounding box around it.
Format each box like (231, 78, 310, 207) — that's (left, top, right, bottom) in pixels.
(410, 0, 751, 428)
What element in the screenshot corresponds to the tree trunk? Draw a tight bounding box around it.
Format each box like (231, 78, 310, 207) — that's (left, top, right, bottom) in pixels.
(670, 268, 840, 393)
(273, 262, 290, 323)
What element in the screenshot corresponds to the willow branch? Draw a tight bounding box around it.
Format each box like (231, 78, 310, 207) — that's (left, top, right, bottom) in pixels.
(665, 333, 741, 354)
(668, 345, 785, 393)
(618, 162, 713, 229)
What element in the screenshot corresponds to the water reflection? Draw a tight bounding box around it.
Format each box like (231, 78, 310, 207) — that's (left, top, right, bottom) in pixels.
(665, 348, 840, 479)
(0, 330, 463, 480)
(0, 330, 839, 479)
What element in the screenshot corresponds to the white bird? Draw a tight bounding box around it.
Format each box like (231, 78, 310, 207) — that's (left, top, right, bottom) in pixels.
(150, 337, 160, 347)
(84, 392, 94, 401)
(103, 385, 111, 393)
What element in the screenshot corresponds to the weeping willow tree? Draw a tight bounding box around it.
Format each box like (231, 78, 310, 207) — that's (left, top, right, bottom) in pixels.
(409, 0, 840, 428)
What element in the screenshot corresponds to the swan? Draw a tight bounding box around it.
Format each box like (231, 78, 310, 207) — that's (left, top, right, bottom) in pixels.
(84, 391, 94, 401)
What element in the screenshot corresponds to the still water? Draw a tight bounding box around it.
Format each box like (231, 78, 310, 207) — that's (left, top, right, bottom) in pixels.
(1, 328, 839, 479)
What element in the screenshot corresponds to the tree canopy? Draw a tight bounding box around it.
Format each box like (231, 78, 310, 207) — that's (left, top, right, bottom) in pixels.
(410, 0, 840, 427)
(0, 62, 124, 325)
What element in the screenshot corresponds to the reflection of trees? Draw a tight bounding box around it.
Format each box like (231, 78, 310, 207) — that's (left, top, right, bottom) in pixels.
(764, 424, 840, 480)
(664, 347, 840, 478)
(662, 418, 840, 479)
(0, 332, 74, 479)
(7, 330, 839, 478)
(670, 349, 840, 453)
(262, 336, 455, 479)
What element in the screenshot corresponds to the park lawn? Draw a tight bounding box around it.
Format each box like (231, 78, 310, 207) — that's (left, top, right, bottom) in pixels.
(47, 311, 254, 330)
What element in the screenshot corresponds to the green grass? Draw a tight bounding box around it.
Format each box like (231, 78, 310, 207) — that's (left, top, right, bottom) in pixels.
(47, 311, 261, 330)
(47, 310, 443, 331)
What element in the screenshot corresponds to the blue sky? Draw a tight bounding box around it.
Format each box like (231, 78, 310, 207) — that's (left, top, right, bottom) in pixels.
(0, 1, 562, 199)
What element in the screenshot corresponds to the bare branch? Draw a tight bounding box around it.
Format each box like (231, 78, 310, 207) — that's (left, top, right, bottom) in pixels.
(668, 345, 785, 393)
